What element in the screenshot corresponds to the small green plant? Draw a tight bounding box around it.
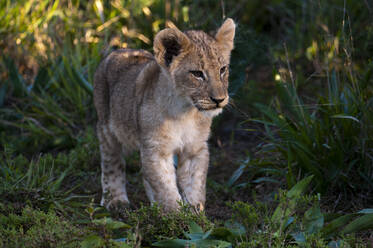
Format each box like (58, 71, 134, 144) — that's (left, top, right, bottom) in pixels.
(153, 221, 232, 248)
(81, 216, 132, 248)
(0, 206, 85, 248)
(124, 203, 213, 246)
(228, 176, 370, 247)
(79, 200, 135, 248)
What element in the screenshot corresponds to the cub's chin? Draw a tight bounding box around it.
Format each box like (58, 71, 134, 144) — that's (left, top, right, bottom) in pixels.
(201, 108, 223, 118)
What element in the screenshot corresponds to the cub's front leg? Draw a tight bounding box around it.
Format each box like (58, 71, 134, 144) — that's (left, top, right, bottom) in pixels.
(141, 145, 182, 211)
(177, 143, 209, 211)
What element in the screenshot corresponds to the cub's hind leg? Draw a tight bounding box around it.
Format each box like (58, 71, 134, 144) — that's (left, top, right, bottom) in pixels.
(97, 122, 129, 209)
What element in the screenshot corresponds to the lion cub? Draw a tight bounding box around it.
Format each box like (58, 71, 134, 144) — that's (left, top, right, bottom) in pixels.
(93, 19, 235, 211)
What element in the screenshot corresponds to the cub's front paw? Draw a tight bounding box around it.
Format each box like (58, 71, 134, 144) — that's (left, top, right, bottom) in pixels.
(101, 193, 130, 211)
(182, 196, 205, 213)
(191, 202, 204, 213)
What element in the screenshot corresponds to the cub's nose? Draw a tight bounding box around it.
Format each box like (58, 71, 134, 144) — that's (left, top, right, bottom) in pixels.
(210, 96, 225, 105)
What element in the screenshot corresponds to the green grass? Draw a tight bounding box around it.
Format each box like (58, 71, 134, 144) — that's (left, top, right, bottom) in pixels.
(1, 0, 373, 246)
(0, 129, 99, 218)
(226, 0, 373, 197)
(152, 177, 372, 247)
(0, 206, 86, 248)
(253, 69, 373, 194)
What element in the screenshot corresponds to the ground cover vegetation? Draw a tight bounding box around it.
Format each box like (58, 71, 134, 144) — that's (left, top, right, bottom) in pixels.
(1, 0, 372, 247)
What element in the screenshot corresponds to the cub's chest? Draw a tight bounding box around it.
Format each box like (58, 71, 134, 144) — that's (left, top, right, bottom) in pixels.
(161, 113, 208, 151)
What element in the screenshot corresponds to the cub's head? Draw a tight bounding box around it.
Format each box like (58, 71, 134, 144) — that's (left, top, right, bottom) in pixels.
(153, 19, 235, 114)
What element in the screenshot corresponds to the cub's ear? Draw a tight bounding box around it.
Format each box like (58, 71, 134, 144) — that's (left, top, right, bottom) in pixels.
(215, 18, 236, 58)
(153, 28, 191, 68)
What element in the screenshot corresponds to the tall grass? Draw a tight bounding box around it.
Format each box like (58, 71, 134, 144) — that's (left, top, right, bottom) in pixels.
(249, 0, 373, 196)
(255, 68, 373, 194)
(221, 0, 373, 201)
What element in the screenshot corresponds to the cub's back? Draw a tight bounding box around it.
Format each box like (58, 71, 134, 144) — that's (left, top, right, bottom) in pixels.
(93, 48, 154, 123)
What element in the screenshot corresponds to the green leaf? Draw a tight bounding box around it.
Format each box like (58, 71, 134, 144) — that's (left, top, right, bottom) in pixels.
(342, 214, 373, 234)
(252, 177, 280, 184)
(271, 204, 290, 224)
(202, 229, 213, 239)
(331, 114, 360, 123)
(32, 66, 49, 92)
(153, 239, 232, 248)
(80, 235, 105, 248)
(328, 240, 351, 248)
(152, 239, 190, 248)
(286, 175, 314, 199)
(283, 216, 295, 230)
(115, 242, 131, 248)
(114, 238, 130, 248)
(358, 209, 373, 214)
(0, 82, 7, 107)
(184, 232, 204, 240)
(194, 239, 232, 248)
(224, 221, 246, 237)
(92, 217, 131, 230)
(211, 227, 234, 240)
(321, 213, 357, 238)
(189, 221, 203, 234)
(272, 176, 314, 223)
(71, 66, 93, 95)
(303, 204, 324, 234)
(107, 220, 131, 230)
(292, 232, 306, 244)
(3, 57, 28, 97)
(227, 161, 248, 187)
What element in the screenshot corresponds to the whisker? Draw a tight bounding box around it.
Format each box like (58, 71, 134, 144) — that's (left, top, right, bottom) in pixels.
(224, 100, 250, 118)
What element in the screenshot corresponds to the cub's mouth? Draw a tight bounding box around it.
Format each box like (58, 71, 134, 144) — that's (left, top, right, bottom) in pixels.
(195, 104, 220, 111)
(193, 97, 229, 111)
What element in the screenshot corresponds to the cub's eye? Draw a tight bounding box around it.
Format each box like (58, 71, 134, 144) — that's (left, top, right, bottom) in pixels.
(190, 70, 205, 80)
(220, 66, 227, 76)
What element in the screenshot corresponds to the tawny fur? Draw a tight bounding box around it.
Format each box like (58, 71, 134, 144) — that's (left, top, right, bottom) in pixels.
(93, 19, 236, 211)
